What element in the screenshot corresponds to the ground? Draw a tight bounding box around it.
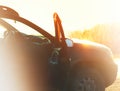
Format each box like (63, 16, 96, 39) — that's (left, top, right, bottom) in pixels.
(106, 59, 120, 91)
(106, 78, 120, 91)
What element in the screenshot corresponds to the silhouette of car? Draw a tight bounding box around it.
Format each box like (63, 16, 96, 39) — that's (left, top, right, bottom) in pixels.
(0, 6, 118, 91)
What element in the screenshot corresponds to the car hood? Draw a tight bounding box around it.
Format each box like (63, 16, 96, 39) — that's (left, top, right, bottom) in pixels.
(72, 39, 112, 53)
(67, 38, 113, 61)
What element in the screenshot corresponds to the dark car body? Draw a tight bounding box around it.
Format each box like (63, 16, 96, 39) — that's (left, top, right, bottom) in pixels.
(68, 40, 117, 86)
(0, 6, 117, 91)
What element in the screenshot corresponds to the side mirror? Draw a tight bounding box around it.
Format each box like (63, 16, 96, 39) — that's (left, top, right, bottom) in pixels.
(65, 39, 74, 47)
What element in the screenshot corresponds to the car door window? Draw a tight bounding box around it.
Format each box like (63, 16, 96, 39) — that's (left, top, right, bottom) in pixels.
(0, 19, 51, 45)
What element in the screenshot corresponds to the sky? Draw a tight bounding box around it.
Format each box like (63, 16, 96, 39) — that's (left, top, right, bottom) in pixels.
(0, 0, 120, 34)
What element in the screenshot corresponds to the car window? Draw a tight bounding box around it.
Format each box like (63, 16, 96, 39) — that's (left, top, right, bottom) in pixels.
(3, 19, 41, 35)
(0, 19, 51, 43)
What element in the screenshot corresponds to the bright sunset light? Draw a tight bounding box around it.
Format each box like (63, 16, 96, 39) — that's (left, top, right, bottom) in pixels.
(0, 0, 120, 32)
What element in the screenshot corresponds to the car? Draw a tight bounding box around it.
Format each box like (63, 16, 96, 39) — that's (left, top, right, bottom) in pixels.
(0, 6, 118, 91)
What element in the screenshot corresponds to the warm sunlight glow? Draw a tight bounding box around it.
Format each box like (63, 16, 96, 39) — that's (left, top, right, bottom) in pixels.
(0, 0, 120, 32)
(72, 38, 103, 48)
(114, 58, 120, 78)
(73, 39, 92, 44)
